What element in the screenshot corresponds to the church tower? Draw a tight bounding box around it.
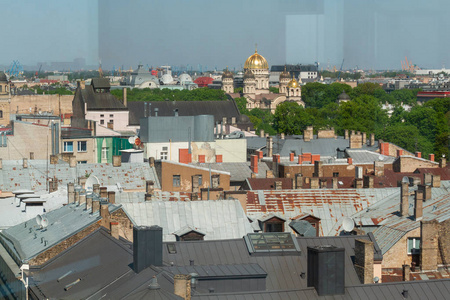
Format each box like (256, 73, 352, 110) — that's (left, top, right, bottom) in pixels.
(244, 46, 269, 95)
(221, 67, 234, 94)
(279, 66, 290, 94)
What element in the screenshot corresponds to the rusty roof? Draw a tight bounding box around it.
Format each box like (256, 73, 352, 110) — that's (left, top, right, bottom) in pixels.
(246, 188, 398, 236)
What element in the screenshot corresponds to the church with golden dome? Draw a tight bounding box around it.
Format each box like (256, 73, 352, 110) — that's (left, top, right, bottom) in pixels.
(223, 47, 304, 113)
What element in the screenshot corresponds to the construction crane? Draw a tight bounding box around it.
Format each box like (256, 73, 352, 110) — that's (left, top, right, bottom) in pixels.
(35, 64, 42, 78)
(401, 56, 420, 73)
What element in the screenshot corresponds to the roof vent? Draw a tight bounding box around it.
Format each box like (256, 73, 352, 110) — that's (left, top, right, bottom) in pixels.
(148, 276, 160, 290)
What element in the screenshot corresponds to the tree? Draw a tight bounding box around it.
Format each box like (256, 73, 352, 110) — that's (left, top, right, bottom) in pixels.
(351, 82, 383, 98)
(269, 87, 279, 93)
(234, 97, 248, 114)
(273, 102, 314, 135)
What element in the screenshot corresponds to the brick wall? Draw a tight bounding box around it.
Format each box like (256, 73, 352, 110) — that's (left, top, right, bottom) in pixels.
(381, 227, 420, 269)
(393, 156, 439, 173)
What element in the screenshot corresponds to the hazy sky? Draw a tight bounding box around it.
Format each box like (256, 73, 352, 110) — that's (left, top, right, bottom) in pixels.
(2, 0, 450, 70)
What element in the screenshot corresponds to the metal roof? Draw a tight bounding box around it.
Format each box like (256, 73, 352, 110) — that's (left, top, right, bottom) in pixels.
(0, 202, 120, 263)
(246, 188, 399, 236)
(351, 180, 450, 254)
(163, 263, 267, 279)
(79, 85, 127, 111)
(121, 200, 253, 241)
(346, 149, 396, 164)
(0, 160, 160, 192)
(189, 162, 270, 182)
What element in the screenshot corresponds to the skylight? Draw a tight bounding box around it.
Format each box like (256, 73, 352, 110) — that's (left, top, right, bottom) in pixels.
(244, 233, 301, 254)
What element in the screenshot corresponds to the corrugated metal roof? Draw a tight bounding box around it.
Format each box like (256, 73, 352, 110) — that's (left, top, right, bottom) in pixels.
(163, 263, 267, 278)
(121, 200, 253, 241)
(0, 202, 120, 263)
(346, 150, 396, 164)
(351, 181, 450, 254)
(0, 160, 160, 192)
(246, 188, 399, 236)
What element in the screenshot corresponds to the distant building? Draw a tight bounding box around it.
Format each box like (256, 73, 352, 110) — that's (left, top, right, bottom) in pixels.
(0, 72, 11, 126)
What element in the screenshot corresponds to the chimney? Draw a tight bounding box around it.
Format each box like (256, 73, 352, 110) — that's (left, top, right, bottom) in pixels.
(79, 192, 86, 205)
(429, 154, 435, 162)
(266, 170, 274, 178)
(192, 175, 199, 194)
(432, 174, 441, 188)
(400, 182, 409, 217)
(363, 175, 374, 188)
(50, 154, 58, 164)
(149, 157, 155, 167)
(112, 155, 122, 167)
(344, 129, 349, 140)
(100, 202, 111, 227)
(92, 200, 100, 213)
(415, 152, 422, 158)
(307, 245, 345, 296)
(266, 137, 273, 157)
(362, 132, 367, 145)
(289, 152, 294, 162)
(274, 181, 283, 190)
(67, 183, 75, 203)
(23, 158, 28, 168)
(133, 226, 163, 273)
(69, 156, 77, 168)
(347, 157, 353, 165)
(154, 108, 159, 117)
(30, 152, 34, 160)
(174, 108, 179, 116)
(174, 274, 192, 300)
(250, 155, 258, 174)
(110, 222, 119, 239)
(418, 184, 431, 201)
(272, 154, 280, 177)
(374, 162, 384, 176)
(108, 191, 116, 204)
(260, 129, 265, 138)
(123, 87, 127, 107)
(420, 220, 439, 271)
(295, 174, 303, 189)
(256, 150, 263, 160)
(145, 193, 152, 201)
(86, 194, 93, 210)
(397, 149, 403, 157)
(440, 158, 447, 168)
(280, 133, 285, 140)
(402, 264, 410, 281)
(380, 142, 389, 156)
(354, 239, 374, 284)
(332, 178, 338, 189)
(93, 183, 100, 195)
(146, 180, 154, 195)
(78, 177, 87, 189)
(74, 190, 80, 205)
(298, 155, 303, 165)
(313, 161, 323, 177)
(304, 126, 313, 142)
(100, 186, 108, 198)
(414, 190, 423, 221)
(369, 133, 375, 146)
(354, 178, 363, 189)
(310, 178, 319, 189)
(349, 132, 363, 149)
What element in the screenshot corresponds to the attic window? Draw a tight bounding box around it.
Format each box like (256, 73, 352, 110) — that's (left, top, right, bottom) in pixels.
(167, 243, 177, 254)
(244, 233, 301, 255)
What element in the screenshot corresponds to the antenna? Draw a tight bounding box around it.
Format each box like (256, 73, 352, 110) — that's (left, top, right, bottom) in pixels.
(36, 214, 42, 227)
(342, 217, 355, 232)
(41, 217, 49, 229)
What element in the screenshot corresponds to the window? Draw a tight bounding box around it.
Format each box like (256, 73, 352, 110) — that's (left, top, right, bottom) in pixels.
(63, 141, 73, 152)
(211, 174, 220, 188)
(100, 119, 104, 125)
(197, 175, 202, 186)
(167, 243, 177, 254)
(407, 238, 421, 254)
(100, 114, 104, 117)
(77, 141, 87, 152)
(244, 233, 301, 254)
(102, 147, 108, 160)
(77, 161, 87, 164)
(109, 114, 113, 117)
(173, 175, 181, 187)
(109, 119, 113, 123)
(0, 110, 3, 118)
(160, 146, 168, 160)
(333, 172, 339, 177)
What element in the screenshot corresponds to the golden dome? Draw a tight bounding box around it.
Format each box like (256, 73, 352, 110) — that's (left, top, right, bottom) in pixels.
(287, 76, 299, 88)
(244, 48, 268, 70)
(279, 66, 290, 80)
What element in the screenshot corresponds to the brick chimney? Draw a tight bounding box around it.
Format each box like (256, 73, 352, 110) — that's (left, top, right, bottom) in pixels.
(354, 179, 363, 189)
(266, 170, 274, 178)
(310, 178, 319, 189)
(397, 149, 403, 157)
(67, 183, 75, 204)
(402, 264, 410, 281)
(93, 183, 100, 195)
(418, 185, 431, 201)
(146, 180, 154, 195)
(400, 182, 409, 217)
(363, 175, 374, 188)
(313, 161, 323, 177)
(429, 154, 435, 162)
(100, 186, 108, 198)
(420, 220, 439, 271)
(266, 137, 273, 157)
(79, 192, 86, 205)
(108, 191, 116, 204)
(432, 174, 441, 188)
(280, 133, 285, 140)
(414, 190, 423, 221)
(369, 133, 375, 146)
(415, 152, 422, 158)
(110, 222, 119, 239)
(332, 178, 338, 189)
(440, 158, 447, 168)
(374, 162, 384, 176)
(362, 132, 367, 145)
(92, 200, 100, 214)
(174, 274, 192, 300)
(380, 142, 389, 156)
(354, 239, 374, 284)
(260, 129, 265, 138)
(344, 129, 349, 140)
(251, 154, 258, 174)
(149, 157, 155, 167)
(100, 202, 111, 227)
(289, 152, 294, 162)
(112, 155, 121, 167)
(349, 132, 363, 149)
(304, 126, 313, 142)
(274, 181, 282, 190)
(347, 157, 353, 165)
(424, 173, 432, 185)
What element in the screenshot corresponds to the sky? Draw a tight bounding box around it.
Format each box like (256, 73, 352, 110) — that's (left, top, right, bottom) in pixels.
(2, 0, 450, 71)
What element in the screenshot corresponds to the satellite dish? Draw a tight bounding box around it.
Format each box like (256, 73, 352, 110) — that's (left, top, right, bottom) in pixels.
(378, 155, 384, 161)
(36, 214, 42, 226)
(41, 217, 49, 229)
(402, 176, 409, 184)
(128, 136, 135, 144)
(342, 217, 355, 232)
